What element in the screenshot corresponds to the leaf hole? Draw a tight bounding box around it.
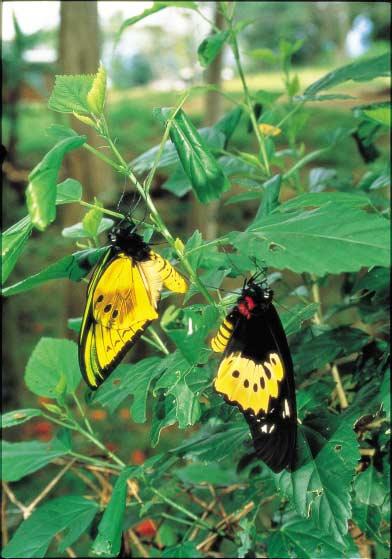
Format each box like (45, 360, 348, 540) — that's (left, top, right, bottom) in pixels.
(334, 444, 342, 452)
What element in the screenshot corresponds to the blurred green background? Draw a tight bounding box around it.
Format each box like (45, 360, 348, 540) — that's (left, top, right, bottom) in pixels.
(1, 0, 390, 481)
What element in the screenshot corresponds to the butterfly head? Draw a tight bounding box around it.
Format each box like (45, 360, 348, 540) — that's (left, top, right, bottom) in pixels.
(109, 221, 150, 259)
(237, 279, 273, 319)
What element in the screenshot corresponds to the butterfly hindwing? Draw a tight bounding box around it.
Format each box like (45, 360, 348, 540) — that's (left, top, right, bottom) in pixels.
(212, 285, 297, 472)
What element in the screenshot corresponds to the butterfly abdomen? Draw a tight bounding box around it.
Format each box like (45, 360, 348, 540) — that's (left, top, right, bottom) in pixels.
(149, 251, 188, 293)
(211, 316, 235, 353)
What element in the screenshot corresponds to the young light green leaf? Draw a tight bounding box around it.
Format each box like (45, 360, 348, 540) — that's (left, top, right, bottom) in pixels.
(2, 496, 98, 558)
(198, 30, 229, 67)
(25, 338, 81, 398)
(228, 204, 390, 275)
(353, 101, 390, 127)
(26, 135, 86, 231)
(55, 178, 83, 204)
(157, 108, 230, 203)
(91, 467, 133, 557)
(1, 409, 42, 429)
(1, 216, 32, 284)
(87, 64, 106, 115)
(91, 357, 161, 419)
(2, 247, 107, 297)
(48, 74, 95, 113)
(304, 53, 390, 97)
(62, 217, 113, 239)
(248, 48, 279, 64)
(46, 124, 79, 141)
(82, 198, 104, 237)
(1, 439, 69, 483)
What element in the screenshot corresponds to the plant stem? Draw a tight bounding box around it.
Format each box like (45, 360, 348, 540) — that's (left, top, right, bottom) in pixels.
(79, 200, 125, 221)
(81, 428, 126, 468)
(72, 393, 95, 435)
(83, 143, 123, 172)
(310, 274, 349, 409)
(225, 4, 271, 176)
(69, 451, 122, 471)
(148, 326, 170, 355)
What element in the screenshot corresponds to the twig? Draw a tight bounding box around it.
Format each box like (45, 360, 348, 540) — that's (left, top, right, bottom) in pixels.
(197, 501, 255, 552)
(54, 534, 77, 558)
(24, 460, 76, 518)
(69, 467, 102, 498)
(2, 483, 28, 517)
(128, 528, 150, 557)
(1, 486, 9, 545)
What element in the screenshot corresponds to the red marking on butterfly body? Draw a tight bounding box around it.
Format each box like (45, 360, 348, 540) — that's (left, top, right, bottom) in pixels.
(238, 296, 256, 319)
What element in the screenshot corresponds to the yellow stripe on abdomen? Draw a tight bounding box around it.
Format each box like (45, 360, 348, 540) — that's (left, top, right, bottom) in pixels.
(149, 251, 187, 293)
(210, 318, 233, 353)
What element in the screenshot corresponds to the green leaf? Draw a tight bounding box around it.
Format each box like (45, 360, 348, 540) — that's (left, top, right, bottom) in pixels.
(380, 370, 390, 419)
(174, 462, 239, 486)
(82, 199, 103, 237)
(253, 89, 281, 105)
(1, 408, 42, 428)
(293, 327, 369, 376)
(151, 396, 177, 447)
(157, 108, 230, 203)
(48, 74, 95, 114)
(353, 102, 390, 127)
(26, 135, 86, 231)
(91, 468, 132, 557)
(46, 124, 79, 141)
(280, 303, 319, 337)
(255, 174, 281, 218)
(238, 518, 256, 558)
(62, 218, 113, 239)
(162, 164, 191, 197)
(198, 30, 229, 67)
(274, 415, 360, 542)
(184, 230, 203, 270)
(2, 247, 107, 297)
(354, 465, 386, 506)
(132, 126, 225, 173)
(248, 48, 279, 64)
(55, 178, 83, 204)
(1, 439, 69, 482)
(25, 338, 81, 398)
(173, 421, 249, 462)
(351, 501, 383, 545)
(91, 357, 161, 420)
(214, 106, 243, 145)
(308, 167, 337, 192)
(304, 53, 390, 97)
(87, 64, 106, 115)
(353, 266, 389, 296)
(2, 497, 98, 558)
(1, 216, 32, 283)
(161, 542, 202, 558)
(228, 204, 390, 275)
(267, 516, 356, 559)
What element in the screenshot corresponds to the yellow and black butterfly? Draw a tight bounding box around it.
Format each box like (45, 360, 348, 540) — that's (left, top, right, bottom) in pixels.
(79, 221, 187, 390)
(211, 277, 297, 472)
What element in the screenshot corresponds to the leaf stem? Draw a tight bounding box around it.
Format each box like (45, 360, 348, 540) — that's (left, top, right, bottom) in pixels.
(72, 393, 94, 436)
(83, 143, 123, 172)
(79, 200, 125, 221)
(148, 326, 170, 355)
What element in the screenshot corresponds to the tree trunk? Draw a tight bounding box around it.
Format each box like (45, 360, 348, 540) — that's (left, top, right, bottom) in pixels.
(188, 3, 225, 241)
(59, 1, 112, 323)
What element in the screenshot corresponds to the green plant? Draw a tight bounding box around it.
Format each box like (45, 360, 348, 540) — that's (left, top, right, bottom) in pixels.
(1, 3, 390, 558)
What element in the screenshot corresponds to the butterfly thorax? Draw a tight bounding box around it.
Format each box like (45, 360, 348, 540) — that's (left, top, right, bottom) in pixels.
(109, 226, 150, 261)
(236, 283, 273, 319)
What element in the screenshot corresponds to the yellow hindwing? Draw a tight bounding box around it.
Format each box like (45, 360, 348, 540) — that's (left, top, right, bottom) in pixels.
(214, 351, 284, 415)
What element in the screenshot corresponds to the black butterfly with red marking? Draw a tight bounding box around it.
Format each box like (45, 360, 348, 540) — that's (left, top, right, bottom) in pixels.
(211, 277, 297, 473)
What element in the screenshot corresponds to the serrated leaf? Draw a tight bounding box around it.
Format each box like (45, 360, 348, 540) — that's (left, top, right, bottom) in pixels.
(48, 74, 95, 114)
(91, 468, 132, 557)
(90, 357, 161, 419)
(2, 247, 107, 297)
(26, 135, 86, 230)
(198, 30, 229, 67)
(62, 217, 113, 239)
(87, 64, 106, 115)
(274, 415, 360, 542)
(228, 204, 390, 275)
(25, 338, 81, 398)
(2, 497, 98, 558)
(157, 108, 230, 203)
(1, 408, 42, 428)
(1, 439, 69, 482)
(354, 465, 386, 506)
(304, 53, 390, 97)
(267, 516, 357, 559)
(1, 216, 32, 283)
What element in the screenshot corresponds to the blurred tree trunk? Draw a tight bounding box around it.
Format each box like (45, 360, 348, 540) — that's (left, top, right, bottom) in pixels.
(188, 3, 225, 241)
(59, 1, 112, 323)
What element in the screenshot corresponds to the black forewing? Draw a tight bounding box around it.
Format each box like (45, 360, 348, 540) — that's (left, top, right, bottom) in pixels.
(226, 303, 297, 473)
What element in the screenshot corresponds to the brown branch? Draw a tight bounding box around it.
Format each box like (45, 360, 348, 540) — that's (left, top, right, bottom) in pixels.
(54, 534, 77, 558)
(128, 528, 150, 558)
(1, 487, 9, 546)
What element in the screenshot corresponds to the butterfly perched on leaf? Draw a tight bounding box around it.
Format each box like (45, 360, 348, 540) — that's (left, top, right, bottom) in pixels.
(211, 277, 297, 472)
(79, 221, 187, 390)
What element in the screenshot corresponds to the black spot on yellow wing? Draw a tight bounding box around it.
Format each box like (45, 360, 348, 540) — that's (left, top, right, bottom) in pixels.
(213, 351, 284, 415)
